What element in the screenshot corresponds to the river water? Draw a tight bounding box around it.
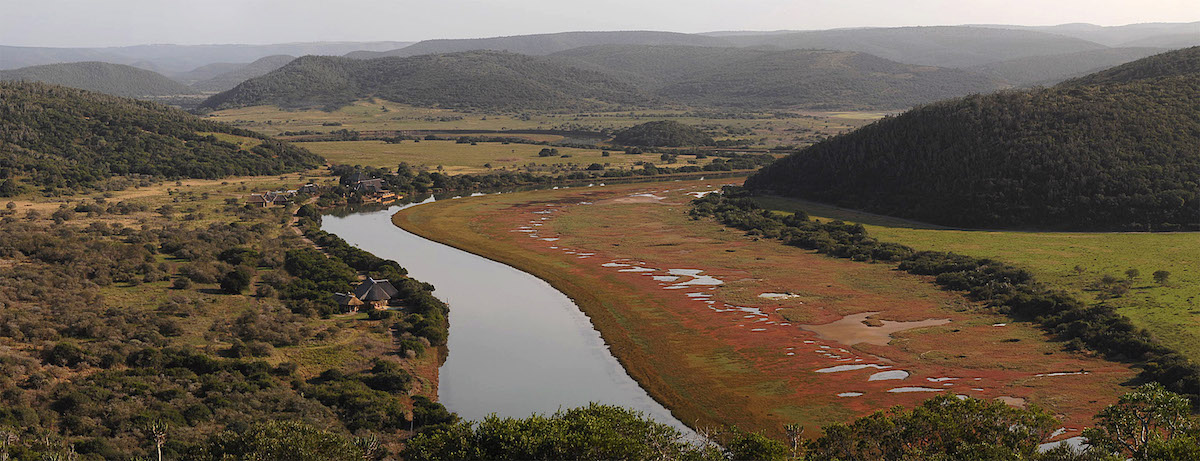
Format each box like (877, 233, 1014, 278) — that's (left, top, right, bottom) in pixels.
(321, 199, 692, 433)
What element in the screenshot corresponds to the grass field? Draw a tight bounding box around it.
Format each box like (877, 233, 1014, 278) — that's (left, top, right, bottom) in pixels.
(206, 99, 878, 147)
(755, 196, 1200, 360)
(393, 180, 1134, 437)
(302, 139, 714, 174)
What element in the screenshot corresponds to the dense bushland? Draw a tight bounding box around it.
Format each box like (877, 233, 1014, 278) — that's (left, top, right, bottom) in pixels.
(611, 120, 716, 147)
(0, 82, 322, 194)
(0, 61, 196, 98)
(745, 47, 1200, 230)
(200, 52, 649, 111)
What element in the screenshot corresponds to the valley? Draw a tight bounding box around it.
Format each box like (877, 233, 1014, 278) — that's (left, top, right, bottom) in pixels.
(391, 180, 1137, 437)
(1, 9, 1198, 459)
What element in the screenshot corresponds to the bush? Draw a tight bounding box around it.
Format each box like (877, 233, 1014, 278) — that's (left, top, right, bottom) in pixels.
(220, 268, 253, 294)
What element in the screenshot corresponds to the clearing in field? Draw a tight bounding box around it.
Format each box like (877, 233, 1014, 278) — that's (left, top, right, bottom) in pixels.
(393, 180, 1136, 438)
(302, 139, 711, 174)
(754, 196, 1200, 361)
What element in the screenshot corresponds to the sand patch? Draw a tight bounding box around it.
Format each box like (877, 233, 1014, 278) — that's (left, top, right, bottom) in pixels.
(758, 292, 802, 300)
(996, 396, 1026, 407)
(801, 311, 951, 346)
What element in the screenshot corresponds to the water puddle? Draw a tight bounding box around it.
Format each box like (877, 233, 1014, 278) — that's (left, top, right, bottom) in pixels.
(868, 370, 910, 381)
(887, 387, 944, 393)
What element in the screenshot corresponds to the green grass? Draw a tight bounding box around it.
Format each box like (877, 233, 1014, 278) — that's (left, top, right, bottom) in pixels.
(755, 195, 1200, 359)
(302, 139, 705, 174)
(206, 99, 877, 147)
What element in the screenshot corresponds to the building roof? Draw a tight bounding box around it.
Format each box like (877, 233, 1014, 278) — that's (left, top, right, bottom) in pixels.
(354, 278, 399, 302)
(355, 179, 387, 194)
(333, 292, 363, 306)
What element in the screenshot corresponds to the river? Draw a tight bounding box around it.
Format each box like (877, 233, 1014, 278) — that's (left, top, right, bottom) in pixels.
(320, 199, 692, 434)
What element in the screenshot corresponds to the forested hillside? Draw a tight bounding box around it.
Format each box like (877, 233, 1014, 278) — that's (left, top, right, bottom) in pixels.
(344, 30, 726, 59)
(209, 46, 1006, 112)
(0, 61, 196, 97)
(745, 47, 1200, 230)
(1063, 46, 1200, 85)
(967, 47, 1165, 86)
(0, 82, 322, 193)
(200, 52, 649, 111)
(713, 26, 1108, 68)
(190, 55, 295, 92)
(556, 45, 1007, 109)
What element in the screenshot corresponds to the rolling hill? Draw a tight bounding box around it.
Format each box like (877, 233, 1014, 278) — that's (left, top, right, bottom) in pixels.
(976, 22, 1200, 48)
(190, 55, 296, 92)
(709, 26, 1109, 68)
(744, 47, 1200, 231)
(0, 42, 412, 73)
(0, 61, 197, 97)
(555, 45, 1007, 109)
(200, 52, 649, 111)
(967, 47, 1166, 86)
(0, 81, 322, 192)
(344, 31, 726, 59)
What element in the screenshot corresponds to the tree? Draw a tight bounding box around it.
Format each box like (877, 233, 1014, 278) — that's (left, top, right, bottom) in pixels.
(1083, 382, 1195, 459)
(1125, 268, 1140, 280)
(195, 421, 367, 461)
(220, 267, 252, 294)
(402, 404, 721, 461)
(807, 395, 1057, 460)
(1153, 270, 1171, 285)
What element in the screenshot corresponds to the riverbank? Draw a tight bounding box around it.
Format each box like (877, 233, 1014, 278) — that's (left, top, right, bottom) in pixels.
(392, 179, 1136, 437)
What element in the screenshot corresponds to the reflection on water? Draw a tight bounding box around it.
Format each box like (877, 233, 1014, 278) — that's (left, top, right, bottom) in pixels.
(320, 200, 692, 434)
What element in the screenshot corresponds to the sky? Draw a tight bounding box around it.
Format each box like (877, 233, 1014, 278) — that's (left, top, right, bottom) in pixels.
(2, 0, 1198, 47)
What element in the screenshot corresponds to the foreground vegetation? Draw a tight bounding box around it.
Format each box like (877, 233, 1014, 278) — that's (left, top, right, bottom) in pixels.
(0, 172, 453, 459)
(401, 383, 1198, 460)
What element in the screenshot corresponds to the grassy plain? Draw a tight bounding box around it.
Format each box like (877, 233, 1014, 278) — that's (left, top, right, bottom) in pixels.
(393, 180, 1134, 437)
(206, 99, 878, 147)
(303, 139, 715, 174)
(755, 196, 1200, 361)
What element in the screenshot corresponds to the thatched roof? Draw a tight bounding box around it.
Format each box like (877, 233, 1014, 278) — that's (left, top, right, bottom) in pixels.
(333, 292, 363, 306)
(354, 278, 399, 302)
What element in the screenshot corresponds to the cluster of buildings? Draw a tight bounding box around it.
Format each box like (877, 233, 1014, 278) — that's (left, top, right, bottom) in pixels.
(245, 184, 319, 207)
(333, 278, 400, 313)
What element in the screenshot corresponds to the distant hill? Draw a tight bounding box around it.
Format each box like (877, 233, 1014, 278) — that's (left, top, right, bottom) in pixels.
(975, 22, 1199, 48)
(348, 27, 1108, 68)
(0, 61, 196, 97)
(611, 121, 714, 147)
(555, 45, 1007, 110)
(344, 31, 725, 59)
(0, 81, 322, 193)
(0, 41, 412, 73)
(1063, 46, 1200, 86)
(967, 47, 1166, 86)
(719, 26, 1107, 68)
(745, 47, 1200, 231)
(172, 61, 246, 84)
(190, 55, 296, 92)
(200, 52, 649, 111)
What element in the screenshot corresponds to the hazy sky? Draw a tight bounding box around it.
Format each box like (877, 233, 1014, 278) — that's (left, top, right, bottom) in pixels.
(3, 0, 1198, 47)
